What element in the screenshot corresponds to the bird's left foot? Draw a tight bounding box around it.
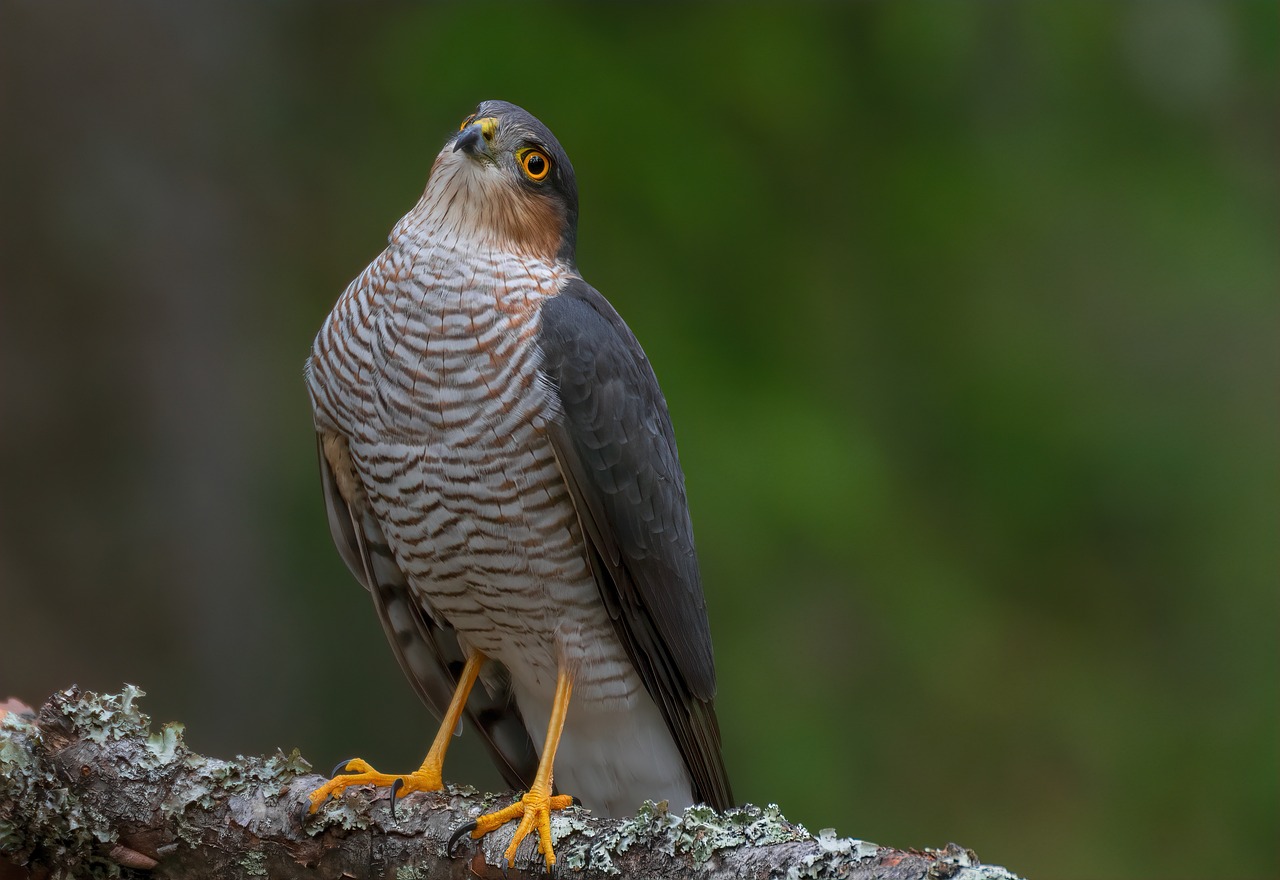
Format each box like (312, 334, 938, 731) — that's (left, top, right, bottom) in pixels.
(464, 786, 576, 868)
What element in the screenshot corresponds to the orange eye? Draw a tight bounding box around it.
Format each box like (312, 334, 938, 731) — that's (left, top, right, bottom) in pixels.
(520, 149, 551, 181)
(458, 113, 476, 131)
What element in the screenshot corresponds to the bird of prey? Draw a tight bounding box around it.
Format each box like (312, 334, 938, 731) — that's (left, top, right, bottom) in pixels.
(304, 100, 732, 867)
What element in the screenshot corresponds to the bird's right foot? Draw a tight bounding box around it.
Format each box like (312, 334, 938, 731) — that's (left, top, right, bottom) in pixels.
(307, 757, 442, 814)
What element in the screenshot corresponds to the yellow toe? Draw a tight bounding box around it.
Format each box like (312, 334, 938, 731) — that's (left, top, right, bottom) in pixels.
(470, 788, 574, 867)
(307, 758, 442, 813)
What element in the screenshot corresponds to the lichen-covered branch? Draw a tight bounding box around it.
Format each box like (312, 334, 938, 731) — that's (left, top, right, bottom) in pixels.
(0, 687, 1024, 880)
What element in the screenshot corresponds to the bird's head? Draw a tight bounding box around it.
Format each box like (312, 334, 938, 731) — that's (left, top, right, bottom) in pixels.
(414, 100, 579, 266)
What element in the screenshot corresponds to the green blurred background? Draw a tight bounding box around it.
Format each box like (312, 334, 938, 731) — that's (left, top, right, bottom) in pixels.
(1, 3, 1275, 878)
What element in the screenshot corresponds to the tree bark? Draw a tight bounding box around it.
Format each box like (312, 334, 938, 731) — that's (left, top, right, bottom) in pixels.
(0, 687, 1024, 880)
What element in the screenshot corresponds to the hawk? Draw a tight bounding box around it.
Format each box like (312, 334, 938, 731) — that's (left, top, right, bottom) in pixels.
(304, 100, 732, 867)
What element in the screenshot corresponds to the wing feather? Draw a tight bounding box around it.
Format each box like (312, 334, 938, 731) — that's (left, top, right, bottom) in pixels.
(538, 280, 733, 810)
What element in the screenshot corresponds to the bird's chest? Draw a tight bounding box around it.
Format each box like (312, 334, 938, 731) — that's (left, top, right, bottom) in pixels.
(320, 247, 558, 444)
(310, 245, 603, 675)
(361, 427, 595, 671)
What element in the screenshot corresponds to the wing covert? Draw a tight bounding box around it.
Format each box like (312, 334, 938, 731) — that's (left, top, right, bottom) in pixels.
(538, 279, 732, 809)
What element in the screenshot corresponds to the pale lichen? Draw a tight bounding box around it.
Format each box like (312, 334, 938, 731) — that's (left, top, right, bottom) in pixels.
(65, 684, 149, 745)
(1, 686, 323, 878)
(441, 780, 479, 798)
(238, 847, 267, 876)
(547, 804, 606, 871)
(145, 722, 185, 764)
(0, 687, 139, 877)
(552, 800, 851, 875)
(954, 866, 1027, 880)
(676, 801, 810, 864)
(815, 826, 882, 866)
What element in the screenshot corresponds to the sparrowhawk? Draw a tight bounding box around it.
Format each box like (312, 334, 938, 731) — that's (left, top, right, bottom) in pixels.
(304, 100, 732, 867)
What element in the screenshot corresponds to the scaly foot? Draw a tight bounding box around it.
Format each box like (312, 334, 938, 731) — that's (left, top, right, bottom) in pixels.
(469, 785, 576, 867)
(307, 757, 442, 815)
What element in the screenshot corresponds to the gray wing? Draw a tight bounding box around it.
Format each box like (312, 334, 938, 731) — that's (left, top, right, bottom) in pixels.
(316, 431, 539, 791)
(537, 279, 733, 810)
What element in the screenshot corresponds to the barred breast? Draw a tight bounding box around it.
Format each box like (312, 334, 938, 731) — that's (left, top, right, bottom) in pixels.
(308, 237, 617, 692)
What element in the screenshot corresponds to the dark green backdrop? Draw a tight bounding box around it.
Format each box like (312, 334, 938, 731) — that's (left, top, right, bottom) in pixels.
(1, 4, 1275, 879)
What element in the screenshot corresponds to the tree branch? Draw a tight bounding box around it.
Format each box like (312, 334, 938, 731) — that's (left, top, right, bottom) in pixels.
(0, 687, 1024, 880)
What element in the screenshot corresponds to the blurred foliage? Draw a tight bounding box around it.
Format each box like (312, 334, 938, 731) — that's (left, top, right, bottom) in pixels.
(1, 4, 1275, 879)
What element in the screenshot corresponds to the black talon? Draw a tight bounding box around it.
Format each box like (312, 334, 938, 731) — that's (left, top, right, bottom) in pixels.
(447, 820, 478, 857)
(571, 796, 582, 807)
(388, 777, 405, 821)
(329, 757, 360, 778)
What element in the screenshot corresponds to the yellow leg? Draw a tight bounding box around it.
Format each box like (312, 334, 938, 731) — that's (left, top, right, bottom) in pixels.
(308, 652, 485, 813)
(469, 665, 575, 868)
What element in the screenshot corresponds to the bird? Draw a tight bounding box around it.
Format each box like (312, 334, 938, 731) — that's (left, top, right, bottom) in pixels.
(303, 100, 732, 868)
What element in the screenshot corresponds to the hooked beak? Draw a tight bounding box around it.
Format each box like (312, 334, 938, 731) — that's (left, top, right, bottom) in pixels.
(453, 116, 498, 161)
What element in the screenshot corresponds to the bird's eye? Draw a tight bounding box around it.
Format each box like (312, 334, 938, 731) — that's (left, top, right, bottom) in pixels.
(458, 113, 476, 131)
(520, 149, 551, 182)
